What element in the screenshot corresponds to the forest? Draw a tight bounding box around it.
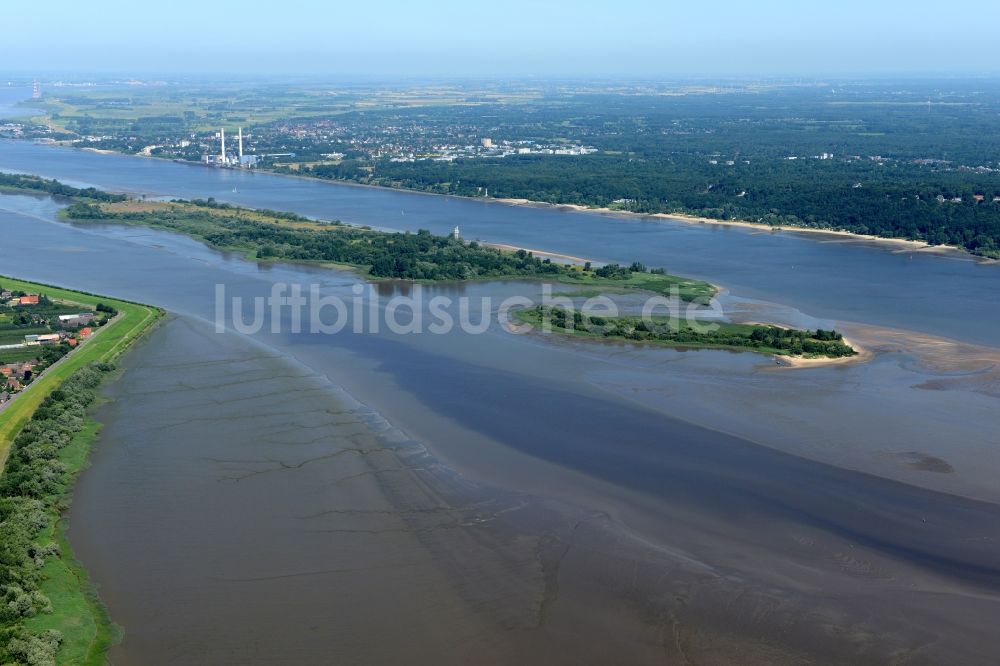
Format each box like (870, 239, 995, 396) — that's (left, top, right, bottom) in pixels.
(64, 202, 569, 280)
(0, 174, 126, 203)
(0, 364, 113, 665)
(519, 306, 857, 358)
(293, 84, 1000, 258)
(62, 200, 711, 302)
(27, 80, 1000, 257)
(310, 154, 1000, 258)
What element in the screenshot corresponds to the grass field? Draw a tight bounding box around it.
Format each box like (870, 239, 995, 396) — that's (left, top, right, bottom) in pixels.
(0, 276, 161, 664)
(0, 345, 52, 363)
(0, 276, 162, 468)
(26, 84, 531, 135)
(23, 420, 117, 666)
(557, 269, 717, 302)
(0, 326, 51, 345)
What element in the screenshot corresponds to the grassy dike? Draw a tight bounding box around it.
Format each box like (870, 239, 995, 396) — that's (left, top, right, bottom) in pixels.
(0, 277, 160, 466)
(0, 277, 162, 665)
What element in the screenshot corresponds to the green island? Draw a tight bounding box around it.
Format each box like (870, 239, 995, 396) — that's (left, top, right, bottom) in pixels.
(0, 276, 161, 666)
(1, 172, 715, 302)
(1, 173, 853, 360)
(515, 306, 857, 359)
(0, 172, 853, 662)
(62, 200, 716, 299)
(15, 80, 1000, 258)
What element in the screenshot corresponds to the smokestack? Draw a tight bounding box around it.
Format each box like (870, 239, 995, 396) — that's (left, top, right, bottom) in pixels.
(220, 128, 226, 163)
(238, 127, 243, 159)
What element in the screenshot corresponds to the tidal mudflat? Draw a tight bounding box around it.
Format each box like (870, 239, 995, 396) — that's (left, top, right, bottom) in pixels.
(68, 315, 1000, 665)
(1, 171, 999, 662)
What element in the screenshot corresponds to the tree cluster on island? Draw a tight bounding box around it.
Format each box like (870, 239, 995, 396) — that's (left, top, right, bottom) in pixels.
(520, 306, 857, 358)
(24, 82, 1000, 258)
(62, 200, 698, 290)
(0, 173, 126, 203)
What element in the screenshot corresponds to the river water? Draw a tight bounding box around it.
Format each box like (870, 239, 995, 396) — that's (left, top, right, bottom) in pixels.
(2, 130, 1000, 664)
(1, 138, 997, 347)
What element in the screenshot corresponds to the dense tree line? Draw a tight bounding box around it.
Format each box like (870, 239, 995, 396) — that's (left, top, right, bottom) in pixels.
(64, 199, 714, 300)
(530, 306, 856, 357)
(312, 155, 1000, 258)
(65, 203, 577, 280)
(289, 84, 1000, 258)
(0, 174, 126, 203)
(36, 82, 1000, 256)
(0, 364, 113, 665)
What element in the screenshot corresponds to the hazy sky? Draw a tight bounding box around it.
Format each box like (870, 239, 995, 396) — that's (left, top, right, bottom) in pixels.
(4, 0, 999, 77)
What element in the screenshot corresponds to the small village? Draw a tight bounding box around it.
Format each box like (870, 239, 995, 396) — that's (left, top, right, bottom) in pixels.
(0, 285, 113, 406)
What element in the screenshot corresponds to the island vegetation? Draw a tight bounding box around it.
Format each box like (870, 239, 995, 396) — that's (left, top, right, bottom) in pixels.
(1, 173, 717, 302)
(515, 306, 857, 359)
(0, 277, 161, 666)
(17, 81, 1000, 258)
(59, 196, 716, 301)
(0, 173, 125, 203)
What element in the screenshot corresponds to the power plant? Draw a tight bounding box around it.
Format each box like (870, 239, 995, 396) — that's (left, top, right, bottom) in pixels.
(206, 127, 260, 168)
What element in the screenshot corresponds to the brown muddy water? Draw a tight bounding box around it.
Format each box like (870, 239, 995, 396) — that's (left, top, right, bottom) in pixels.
(73, 315, 1000, 665)
(1, 185, 999, 663)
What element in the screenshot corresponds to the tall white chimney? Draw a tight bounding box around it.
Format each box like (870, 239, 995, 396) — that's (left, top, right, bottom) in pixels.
(220, 128, 226, 163)
(238, 127, 243, 160)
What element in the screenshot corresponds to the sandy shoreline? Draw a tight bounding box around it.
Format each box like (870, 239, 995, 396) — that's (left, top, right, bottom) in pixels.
(73, 146, 119, 155)
(494, 198, 986, 260)
(737, 319, 872, 368)
(14, 142, 1000, 665)
(20, 142, 974, 371)
(35, 142, 992, 262)
(772, 334, 872, 368)
(481, 242, 592, 266)
(19, 146, 870, 370)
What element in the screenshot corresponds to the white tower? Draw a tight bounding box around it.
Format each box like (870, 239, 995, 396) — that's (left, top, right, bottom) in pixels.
(452, 226, 460, 239)
(220, 128, 226, 164)
(238, 127, 243, 160)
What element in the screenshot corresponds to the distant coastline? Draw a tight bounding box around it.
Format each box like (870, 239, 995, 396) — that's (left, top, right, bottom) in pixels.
(34, 141, 992, 263)
(492, 198, 979, 259)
